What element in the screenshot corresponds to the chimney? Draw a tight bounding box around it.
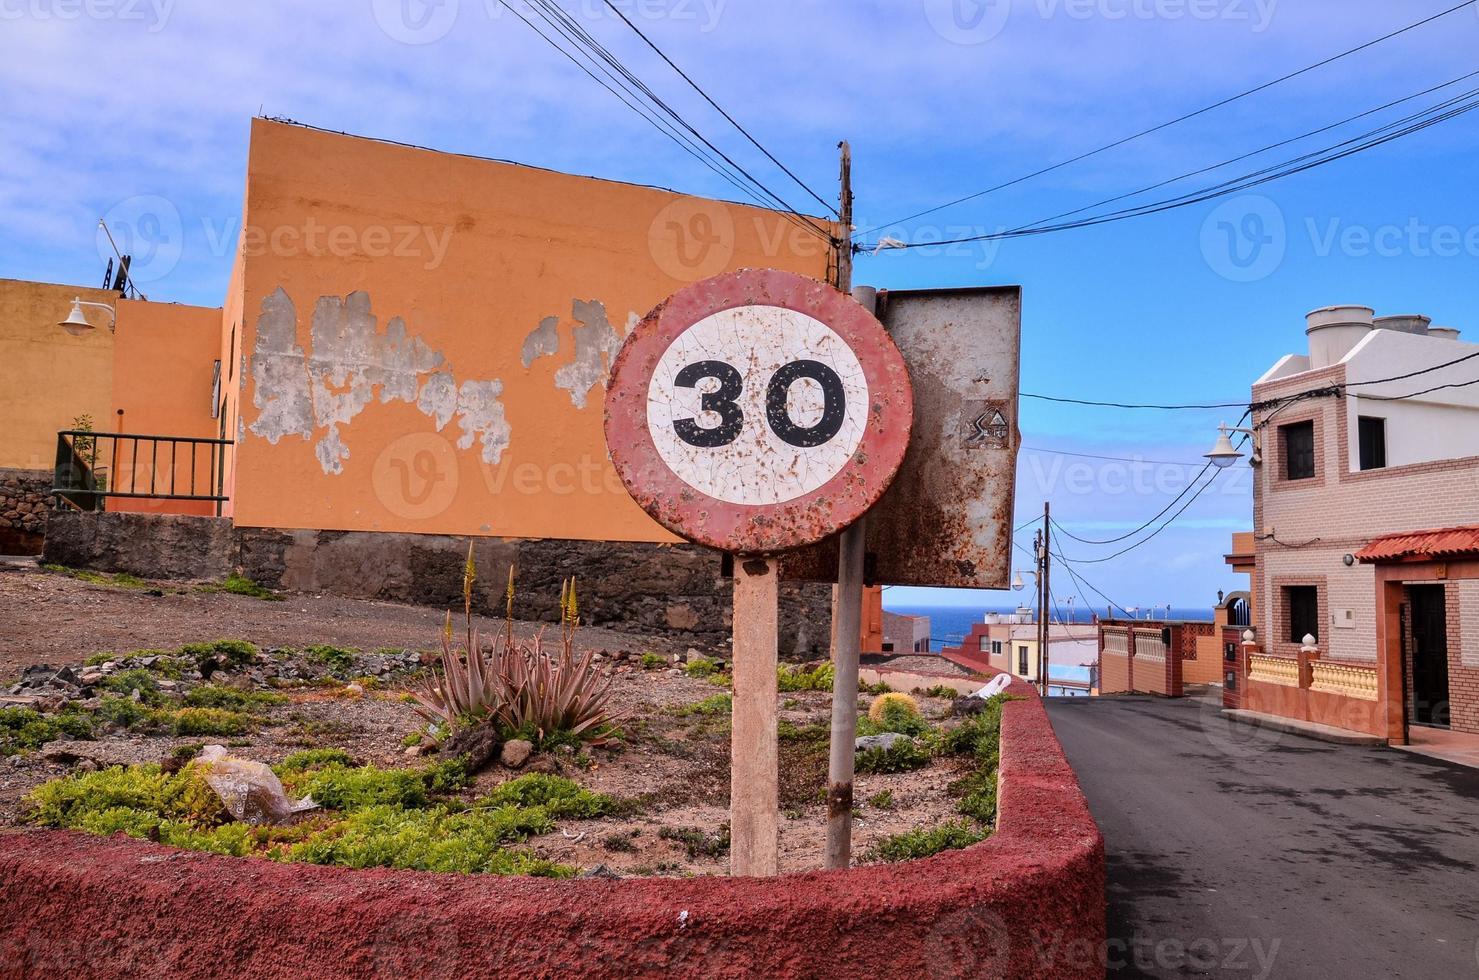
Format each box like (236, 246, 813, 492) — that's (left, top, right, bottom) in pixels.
(1373, 314, 1431, 336)
(1306, 305, 1374, 369)
(1428, 325, 1462, 342)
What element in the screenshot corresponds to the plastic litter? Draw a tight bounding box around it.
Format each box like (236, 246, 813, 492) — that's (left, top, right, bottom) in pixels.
(197, 745, 319, 825)
(972, 673, 1013, 699)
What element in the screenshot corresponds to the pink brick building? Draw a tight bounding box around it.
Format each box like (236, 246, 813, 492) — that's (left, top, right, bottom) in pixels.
(1234, 305, 1479, 741)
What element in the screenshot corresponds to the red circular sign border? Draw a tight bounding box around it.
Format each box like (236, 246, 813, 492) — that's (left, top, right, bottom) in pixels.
(604, 268, 913, 553)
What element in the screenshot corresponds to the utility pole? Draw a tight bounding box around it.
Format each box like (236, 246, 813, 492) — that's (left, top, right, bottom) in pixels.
(1038, 501, 1051, 698)
(826, 140, 863, 871)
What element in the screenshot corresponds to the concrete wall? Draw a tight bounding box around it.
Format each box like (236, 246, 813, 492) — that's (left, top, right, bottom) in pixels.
(0, 278, 118, 470)
(42, 511, 831, 657)
(229, 120, 836, 542)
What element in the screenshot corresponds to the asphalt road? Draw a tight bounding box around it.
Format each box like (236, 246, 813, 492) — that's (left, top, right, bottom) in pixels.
(1046, 696, 1479, 979)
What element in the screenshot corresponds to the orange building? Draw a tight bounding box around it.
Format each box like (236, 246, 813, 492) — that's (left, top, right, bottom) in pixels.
(5, 120, 847, 655)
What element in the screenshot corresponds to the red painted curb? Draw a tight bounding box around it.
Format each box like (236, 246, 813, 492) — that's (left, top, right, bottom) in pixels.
(0, 695, 1103, 979)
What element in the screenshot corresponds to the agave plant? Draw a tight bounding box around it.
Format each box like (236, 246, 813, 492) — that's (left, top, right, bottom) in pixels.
(414, 560, 620, 745)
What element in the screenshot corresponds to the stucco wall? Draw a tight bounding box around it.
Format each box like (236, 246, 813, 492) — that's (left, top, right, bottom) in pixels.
(0, 278, 118, 470)
(0, 686, 1104, 978)
(228, 120, 836, 542)
(107, 299, 226, 517)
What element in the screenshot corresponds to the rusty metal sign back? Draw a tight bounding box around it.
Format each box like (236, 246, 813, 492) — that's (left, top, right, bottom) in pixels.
(783, 285, 1021, 588)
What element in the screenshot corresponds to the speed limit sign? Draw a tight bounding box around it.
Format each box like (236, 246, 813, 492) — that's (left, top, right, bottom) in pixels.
(605, 268, 913, 553)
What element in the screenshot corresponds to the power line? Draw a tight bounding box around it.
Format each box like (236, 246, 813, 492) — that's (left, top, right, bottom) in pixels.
(1021, 446, 1209, 468)
(1023, 392, 1249, 410)
(595, 0, 836, 218)
(856, 0, 1479, 237)
(502, 0, 834, 244)
(859, 84, 1479, 250)
(522, 0, 831, 239)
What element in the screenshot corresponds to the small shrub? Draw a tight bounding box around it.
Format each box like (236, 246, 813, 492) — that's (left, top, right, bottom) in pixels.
(860, 679, 892, 695)
(303, 645, 358, 677)
(96, 696, 169, 733)
(276, 748, 355, 773)
(777, 663, 834, 692)
(639, 652, 667, 670)
(777, 719, 828, 743)
(25, 763, 226, 828)
(478, 774, 613, 818)
(855, 739, 929, 775)
(172, 708, 250, 737)
(99, 669, 167, 705)
(868, 820, 986, 862)
(1, 707, 94, 755)
(602, 831, 639, 853)
(202, 573, 281, 601)
(867, 693, 929, 736)
(291, 764, 432, 810)
(83, 652, 114, 667)
(918, 685, 958, 700)
(401, 732, 423, 748)
(183, 686, 288, 710)
(178, 639, 259, 671)
(674, 693, 731, 717)
(283, 804, 571, 876)
(683, 656, 716, 679)
(659, 824, 730, 859)
(867, 789, 894, 810)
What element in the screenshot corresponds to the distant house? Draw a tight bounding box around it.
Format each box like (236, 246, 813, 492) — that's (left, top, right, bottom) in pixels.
(882, 611, 931, 655)
(1230, 305, 1479, 743)
(943, 611, 1096, 691)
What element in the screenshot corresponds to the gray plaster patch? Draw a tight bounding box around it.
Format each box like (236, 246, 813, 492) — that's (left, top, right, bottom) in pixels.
(248, 287, 314, 444)
(452, 379, 512, 465)
(520, 315, 561, 368)
(246, 288, 510, 475)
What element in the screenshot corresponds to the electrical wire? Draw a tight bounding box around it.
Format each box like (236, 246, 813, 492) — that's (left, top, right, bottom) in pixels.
(856, 0, 1479, 237)
(1022, 392, 1250, 410)
(858, 85, 1479, 249)
(595, 0, 836, 218)
(501, 0, 834, 243)
(520, 0, 832, 240)
(1021, 446, 1209, 468)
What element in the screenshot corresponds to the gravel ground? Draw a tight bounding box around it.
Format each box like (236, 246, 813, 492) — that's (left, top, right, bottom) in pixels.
(0, 559, 674, 679)
(0, 561, 993, 875)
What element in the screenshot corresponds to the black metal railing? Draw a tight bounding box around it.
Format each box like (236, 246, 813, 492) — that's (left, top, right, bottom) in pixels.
(54, 430, 231, 513)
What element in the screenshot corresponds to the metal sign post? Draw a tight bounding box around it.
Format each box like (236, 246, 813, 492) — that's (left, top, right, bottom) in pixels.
(605, 267, 912, 876)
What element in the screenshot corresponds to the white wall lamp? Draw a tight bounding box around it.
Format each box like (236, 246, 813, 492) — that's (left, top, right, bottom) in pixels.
(58, 297, 117, 336)
(1011, 570, 1037, 591)
(1204, 422, 1260, 468)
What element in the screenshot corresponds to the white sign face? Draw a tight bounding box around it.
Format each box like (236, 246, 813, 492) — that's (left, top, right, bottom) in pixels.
(646, 305, 870, 506)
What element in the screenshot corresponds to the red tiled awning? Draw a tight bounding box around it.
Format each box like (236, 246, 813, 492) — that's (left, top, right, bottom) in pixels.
(1356, 525, 1479, 563)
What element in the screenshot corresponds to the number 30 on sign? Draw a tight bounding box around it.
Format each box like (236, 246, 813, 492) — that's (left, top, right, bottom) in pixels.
(605, 268, 913, 554)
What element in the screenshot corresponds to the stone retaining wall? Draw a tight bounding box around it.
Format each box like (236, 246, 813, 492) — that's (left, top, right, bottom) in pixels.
(0, 682, 1106, 978)
(43, 511, 831, 657)
(0, 468, 53, 555)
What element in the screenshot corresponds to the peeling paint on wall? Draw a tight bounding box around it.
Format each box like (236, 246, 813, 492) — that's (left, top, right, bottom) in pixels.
(522, 299, 634, 409)
(248, 288, 511, 474)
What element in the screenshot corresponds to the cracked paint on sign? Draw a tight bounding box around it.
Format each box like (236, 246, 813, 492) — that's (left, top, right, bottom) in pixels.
(247, 287, 512, 473)
(522, 298, 634, 408)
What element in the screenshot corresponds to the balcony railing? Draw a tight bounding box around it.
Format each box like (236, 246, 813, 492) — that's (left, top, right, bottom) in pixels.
(53, 430, 230, 513)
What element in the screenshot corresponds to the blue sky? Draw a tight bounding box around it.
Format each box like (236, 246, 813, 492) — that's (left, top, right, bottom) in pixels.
(3, 0, 1477, 612)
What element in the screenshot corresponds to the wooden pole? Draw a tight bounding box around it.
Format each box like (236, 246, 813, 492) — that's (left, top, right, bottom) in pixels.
(731, 554, 780, 876)
(1040, 501, 1052, 697)
(825, 140, 862, 870)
